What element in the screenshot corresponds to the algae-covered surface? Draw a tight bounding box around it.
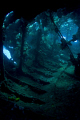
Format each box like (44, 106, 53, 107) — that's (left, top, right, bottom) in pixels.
(0, 62, 80, 120)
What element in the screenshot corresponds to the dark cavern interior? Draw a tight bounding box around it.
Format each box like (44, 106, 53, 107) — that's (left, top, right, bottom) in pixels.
(0, 1, 80, 120)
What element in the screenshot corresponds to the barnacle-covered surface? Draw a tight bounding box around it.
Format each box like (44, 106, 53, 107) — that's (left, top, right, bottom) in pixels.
(0, 8, 80, 120)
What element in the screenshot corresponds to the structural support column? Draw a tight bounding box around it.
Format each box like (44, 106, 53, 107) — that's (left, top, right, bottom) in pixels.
(18, 19, 26, 72)
(0, 19, 5, 81)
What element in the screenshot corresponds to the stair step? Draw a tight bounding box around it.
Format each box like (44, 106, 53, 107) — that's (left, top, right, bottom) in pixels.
(5, 71, 47, 94)
(20, 71, 50, 85)
(1, 81, 45, 105)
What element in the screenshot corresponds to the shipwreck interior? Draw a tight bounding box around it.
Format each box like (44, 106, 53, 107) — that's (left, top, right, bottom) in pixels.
(0, 5, 80, 120)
